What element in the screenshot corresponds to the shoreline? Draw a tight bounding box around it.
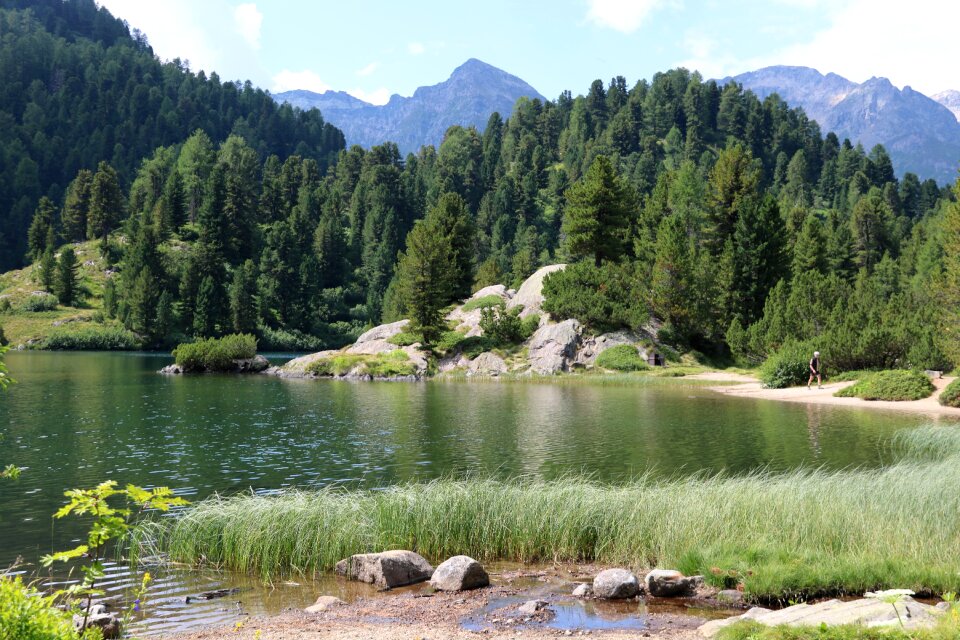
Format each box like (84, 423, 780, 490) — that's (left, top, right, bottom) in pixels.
(707, 375, 960, 418)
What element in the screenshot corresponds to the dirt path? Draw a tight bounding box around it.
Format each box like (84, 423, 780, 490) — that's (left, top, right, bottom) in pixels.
(709, 376, 960, 418)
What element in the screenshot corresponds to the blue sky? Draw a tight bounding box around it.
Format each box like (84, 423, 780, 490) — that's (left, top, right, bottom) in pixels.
(97, 0, 958, 104)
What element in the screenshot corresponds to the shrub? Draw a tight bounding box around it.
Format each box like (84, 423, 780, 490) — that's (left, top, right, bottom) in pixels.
(595, 344, 649, 371)
(520, 314, 540, 340)
(479, 303, 523, 346)
(835, 370, 935, 401)
(305, 350, 415, 378)
(0, 297, 11, 312)
(0, 576, 82, 640)
(19, 293, 58, 312)
(939, 378, 960, 408)
(172, 334, 257, 372)
(461, 295, 504, 312)
(387, 331, 421, 347)
(542, 262, 646, 332)
(0, 325, 6, 347)
(760, 341, 819, 389)
(42, 325, 141, 350)
(257, 325, 327, 352)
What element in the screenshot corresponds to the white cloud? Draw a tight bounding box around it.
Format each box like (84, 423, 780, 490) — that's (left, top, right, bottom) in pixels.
(233, 3, 263, 49)
(585, 0, 666, 33)
(356, 62, 379, 77)
(408, 42, 426, 55)
(348, 87, 391, 105)
(271, 69, 330, 93)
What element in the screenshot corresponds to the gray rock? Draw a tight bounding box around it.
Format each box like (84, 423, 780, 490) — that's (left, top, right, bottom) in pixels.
(73, 606, 121, 639)
(527, 319, 581, 374)
(304, 595, 345, 613)
(159, 363, 183, 374)
(429, 555, 490, 591)
(507, 264, 566, 318)
(355, 319, 410, 344)
(576, 331, 645, 366)
(593, 568, 640, 599)
(467, 352, 508, 376)
(334, 550, 434, 589)
(518, 599, 549, 615)
(572, 583, 593, 598)
(717, 589, 745, 604)
(645, 569, 698, 598)
(471, 284, 509, 301)
(236, 355, 270, 373)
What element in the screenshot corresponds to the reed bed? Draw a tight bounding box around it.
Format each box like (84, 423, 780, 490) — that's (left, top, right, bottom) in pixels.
(157, 426, 960, 600)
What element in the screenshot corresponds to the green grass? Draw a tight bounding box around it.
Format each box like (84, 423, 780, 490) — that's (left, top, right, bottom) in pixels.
(717, 613, 960, 640)
(154, 426, 960, 601)
(387, 330, 421, 347)
(41, 323, 140, 350)
(938, 378, 960, 408)
(595, 344, 649, 371)
(305, 349, 416, 378)
(461, 295, 504, 312)
(834, 370, 935, 401)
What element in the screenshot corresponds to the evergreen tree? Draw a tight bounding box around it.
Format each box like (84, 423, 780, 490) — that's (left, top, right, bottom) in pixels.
(193, 275, 228, 337)
(395, 219, 453, 345)
(562, 155, 636, 266)
(791, 214, 828, 276)
(732, 195, 787, 323)
(313, 209, 346, 290)
(650, 214, 695, 336)
(62, 169, 94, 243)
(937, 184, 960, 364)
(850, 190, 892, 272)
(54, 246, 79, 306)
(87, 161, 123, 241)
(38, 247, 56, 292)
(27, 197, 56, 260)
(229, 260, 259, 334)
(425, 193, 475, 300)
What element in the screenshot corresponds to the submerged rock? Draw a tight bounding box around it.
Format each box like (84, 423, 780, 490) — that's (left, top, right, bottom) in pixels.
(572, 582, 593, 598)
(430, 555, 490, 591)
(334, 550, 434, 589)
(645, 569, 699, 598)
(304, 595, 345, 613)
(592, 568, 640, 599)
(527, 319, 581, 374)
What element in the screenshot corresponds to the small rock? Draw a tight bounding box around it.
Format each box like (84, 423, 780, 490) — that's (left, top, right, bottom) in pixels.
(593, 568, 640, 599)
(517, 599, 548, 615)
(73, 609, 121, 639)
(304, 595, 345, 613)
(430, 555, 490, 591)
(645, 569, 698, 598)
(334, 550, 434, 589)
(716, 589, 744, 604)
(572, 582, 593, 598)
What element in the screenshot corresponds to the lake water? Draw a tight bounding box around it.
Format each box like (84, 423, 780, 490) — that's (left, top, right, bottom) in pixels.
(0, 351, 947, 634)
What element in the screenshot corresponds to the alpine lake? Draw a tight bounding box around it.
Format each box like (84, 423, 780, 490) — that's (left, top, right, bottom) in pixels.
(0, 351, 951, 636)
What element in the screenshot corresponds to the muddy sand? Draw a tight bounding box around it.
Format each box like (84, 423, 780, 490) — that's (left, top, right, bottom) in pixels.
(708, 375, 960, 418)
(160, 566, 734, 640)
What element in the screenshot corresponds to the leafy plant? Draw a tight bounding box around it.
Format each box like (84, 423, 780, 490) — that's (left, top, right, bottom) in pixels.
(0, 575, 86, 640)
(18, 293, 58, 312)
(172, 334, 257, 372)
(938, 378, 960, 408)
(479, 303, 524, 346)
(760, 341, 819, 389)
(595, 344, 649, 371)
(835, 370, 934, 401)
(41, 481, 187, 634)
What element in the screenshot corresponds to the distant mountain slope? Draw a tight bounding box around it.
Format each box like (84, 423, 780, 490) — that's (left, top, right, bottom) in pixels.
(933, 90, 960, 123)
(275, 59, 546, 153)
(722, 66, 960, 184)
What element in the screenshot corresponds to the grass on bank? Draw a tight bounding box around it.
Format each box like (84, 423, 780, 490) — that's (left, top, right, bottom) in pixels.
(938, 378, 960, 408)
(595, 344, 650, 371)
(305, 349, 416, 378)
(153, 426, 960, 602)
(718, 611, 960, 640)
(834, 370, 935, 401)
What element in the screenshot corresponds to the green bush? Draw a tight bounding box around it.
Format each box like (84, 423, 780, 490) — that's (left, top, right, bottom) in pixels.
(595, 344, 649, 371)
(256, 325, 327, 352)
(542, 262, 646, 332)
(172, 334, 257, 372)
(760, 341, 819, 389)
(305, 350, 415, 378)
(520, 314, 540, 339)
(479, 303, 523, 346)
(0, 576, 83, 640)
(939, 378, 960, 408)
(0, 298, 11, 312)
(387, 331, 421, 347)
(0, 324, 6, 347)
(462, 295, 504, 312)
(41, 325, 141, 350)
(835, 369, 935, 401)
(19, 294, 58, 312)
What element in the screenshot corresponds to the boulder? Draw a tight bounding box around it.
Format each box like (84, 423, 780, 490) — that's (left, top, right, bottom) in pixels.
(716, 589, 745, 605)
(471, 284, 509, 300)
(345, 338, 401, 356)
(334, 550, 434, 589)
(592, 568, 640, 599)
(518, 599, 549, 615)
(73, 605, 121, 639)
(645, 569, 699, 598)
(507, 264, 566, 318)
(527, 319, 581, 374)
(467, 352, 508, 376)
(235, 355, 270, 373)
(304, 595, 345, 613)
(575, 331, 645, 366)
(429, 555, 490, 591)
(159, 363, 183, 374)
(572, 583, 593, 598)
(355, 319, 410, 344)
(438, 352, 471, 373)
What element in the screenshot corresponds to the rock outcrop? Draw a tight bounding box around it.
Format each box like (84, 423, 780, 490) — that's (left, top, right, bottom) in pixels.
(575, 331, 644, 367)
(527, 319, 581, 374)
(507, 264, 565, 318)
(354, 319, 409, 344)
(334, 550, 434, 589)
(592, 568, 640, 599)
(467, 352, 508, 376)
(429, 555, 490, 591)
(644, 569, 700, 598)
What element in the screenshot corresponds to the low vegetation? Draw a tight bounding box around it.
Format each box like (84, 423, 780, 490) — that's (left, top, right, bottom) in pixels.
(158, 427, 960, 601)
(172, 334, 257, 372)
(938, 378, 960, 408)
(759, 341, 818, 388)
(595, 344, 649, 371)
(461, 295, 504, 312)
(41, 324, 141, 350)
(834, 370, 935, 401)
(0, 576, 87, 640)
(718, 614, 960, 640)
(305, 349, 415, 378)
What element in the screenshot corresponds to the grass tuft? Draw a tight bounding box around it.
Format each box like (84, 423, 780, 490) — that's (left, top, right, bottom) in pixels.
(461, 295, 504, 312)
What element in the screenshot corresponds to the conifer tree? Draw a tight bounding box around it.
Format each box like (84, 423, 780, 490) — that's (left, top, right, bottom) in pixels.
(230, 260, 259, 334)
(425, 193, 475, 300)
(850, 190, 892, 272)
(650, 214, 695, 335)
(61, 169, 94, 243)
(55, 247, 78, 306)
(732, 195, 787, 324)
(937, 184, 960, 364)
(792, 214, 828, 276)
(87, 162, 123, 241)
(193, 275, 227, 337)
(562, 155, 636, 266)
(27, 197, 56, 260)
(395, 219, 453, 345)
(38, 247, 56, 292)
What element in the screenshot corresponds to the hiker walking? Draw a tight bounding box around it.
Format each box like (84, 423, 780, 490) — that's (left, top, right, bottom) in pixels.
(808, 351, 822, 389)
